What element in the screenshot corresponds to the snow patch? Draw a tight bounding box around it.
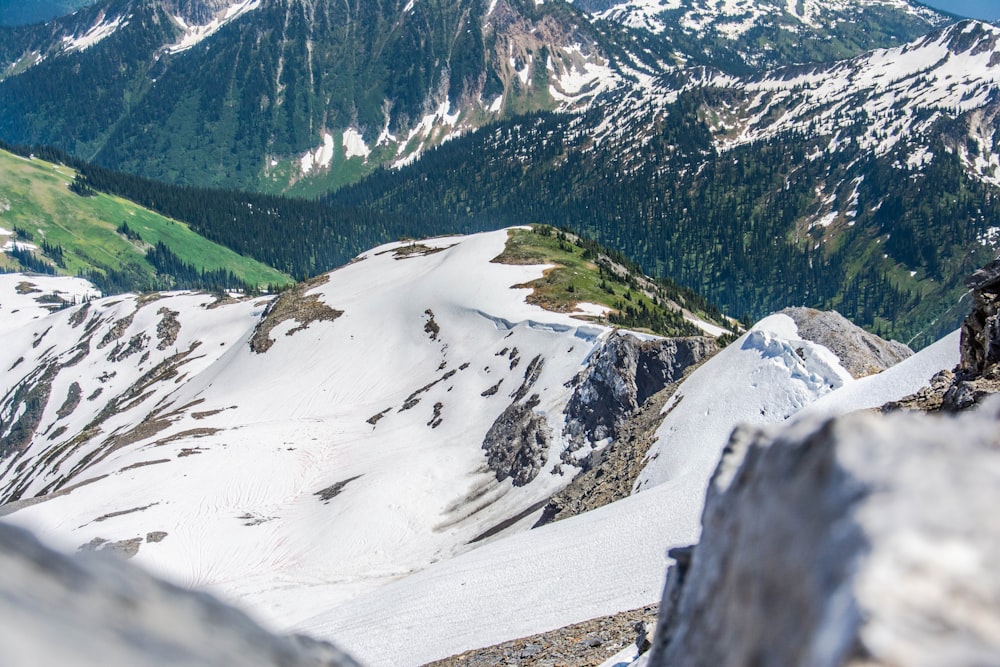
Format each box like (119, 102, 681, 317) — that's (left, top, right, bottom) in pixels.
(62, 14, 128, 52)
(637, 314, 852, 491)
(300, 132, 335, 175)
(166, 0, 261, 54)
(907, 147, 934, 169)
(342, 129, 370, 160)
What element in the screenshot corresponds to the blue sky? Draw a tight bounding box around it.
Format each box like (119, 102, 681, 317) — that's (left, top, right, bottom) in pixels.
(921, 0, 1000, 20)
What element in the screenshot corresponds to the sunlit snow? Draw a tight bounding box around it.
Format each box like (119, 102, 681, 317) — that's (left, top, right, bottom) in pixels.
(166, 0, 262, 54)
(62, 14, 129, 52)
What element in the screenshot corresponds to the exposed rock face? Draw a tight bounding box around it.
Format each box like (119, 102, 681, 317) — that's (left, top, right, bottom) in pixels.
(0, 522, 360, 667)
(780, 307, 912, 378)
(482, 396, 551, 487)
(249, 275, 342, 354)
(563, 333, 718, 450)
(961, 259, 1000, 375)
(886, 259, 1000, 412)
(646, 399, 1000, 667)
(482, 356, 551, 486)
(536, 385, 676, 526)
(531, 334, 716, 524)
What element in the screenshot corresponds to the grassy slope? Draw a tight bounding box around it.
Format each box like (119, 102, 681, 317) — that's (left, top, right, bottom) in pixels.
(0, 149, 291, 288)
(493, 225, 724, 338)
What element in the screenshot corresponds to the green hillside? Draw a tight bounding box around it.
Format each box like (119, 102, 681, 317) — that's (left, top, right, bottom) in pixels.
(0, 148, 292, 292)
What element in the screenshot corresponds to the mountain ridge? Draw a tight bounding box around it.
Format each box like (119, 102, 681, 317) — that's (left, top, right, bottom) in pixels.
(327, 18, 1000, 347)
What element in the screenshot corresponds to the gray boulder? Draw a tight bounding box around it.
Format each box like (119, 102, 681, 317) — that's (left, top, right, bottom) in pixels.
(647, 397, 1000, 667)
(0, 522, 361, 667)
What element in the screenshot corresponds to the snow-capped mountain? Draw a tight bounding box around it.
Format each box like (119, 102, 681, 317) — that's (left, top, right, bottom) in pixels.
(333, 18, 1000, 348)
(0, 228, 960, 666)
(0, 229, 713, 627)
(0, 0, 631, 192)
(0, 0, 953, 193)
(576, 0, 948, 72)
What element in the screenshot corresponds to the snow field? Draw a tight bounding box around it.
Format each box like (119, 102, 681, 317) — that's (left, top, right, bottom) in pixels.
(0, 228, 966, 666)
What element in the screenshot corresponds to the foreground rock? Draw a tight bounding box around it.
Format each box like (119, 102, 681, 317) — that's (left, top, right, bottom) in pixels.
(0, 522, 359, 667)
(646, 398, 1000, 667)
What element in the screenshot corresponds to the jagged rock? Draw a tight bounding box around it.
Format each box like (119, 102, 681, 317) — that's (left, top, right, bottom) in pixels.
(563, 333, 717, 450)
(888, 259, 1000, 412)
(780, 307, 912, 378)
(534, 334, 716, 525)
(482, 394, 551, 487)
(881, 369, 955, 412)
(960, 258, 1000, 377)
(535, 385, 676, 526)
(0, 522, 360, 667)
(646, 398, 1000, 667)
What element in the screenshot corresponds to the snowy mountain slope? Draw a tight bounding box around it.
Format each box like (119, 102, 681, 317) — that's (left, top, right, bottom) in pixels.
(720, 22, 1000, 173)
(295, 311, 961, 666)
(0, 229, 964, 666)
(0, 273, 98, 336)
(574, 0, 948, 73)
(587, 20, 1000, 171)
(635, 313, 854, 490)
(577, 0, 944, 39)
(0, 228, 671, 629)
(797, 328, 961, 419)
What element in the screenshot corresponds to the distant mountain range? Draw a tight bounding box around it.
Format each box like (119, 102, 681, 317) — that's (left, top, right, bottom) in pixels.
(328, 19, 1000, 346)
(1, 0, 998, 344)
(0, 0, 950, 192)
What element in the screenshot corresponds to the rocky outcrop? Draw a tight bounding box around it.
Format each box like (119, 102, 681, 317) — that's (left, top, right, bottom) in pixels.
(780, 307, 912, 378)
(0, 521, 360, 667)
(885, 259, 1000, 412)
(249, 275, 342, 354)
(536, 386, 674, 526)
(532, 334, 716, 524)
(562, 333, 718, 451)
(646, 398, 1000, 667)
(960, 259, 1000, 374)
(482, 356, 552, 486)
(423, 604, 659, 667)
(938, 259, 1000, 410)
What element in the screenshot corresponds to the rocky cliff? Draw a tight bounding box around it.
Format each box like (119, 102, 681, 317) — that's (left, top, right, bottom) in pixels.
(536, 333, 718, 525)
(645, 398, 1000, 667)
(886, 258, 1000, 412)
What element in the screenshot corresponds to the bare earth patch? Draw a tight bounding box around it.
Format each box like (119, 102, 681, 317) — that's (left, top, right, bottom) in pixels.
(422, 605, 658, 667)
(250, 275, 343, 354)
